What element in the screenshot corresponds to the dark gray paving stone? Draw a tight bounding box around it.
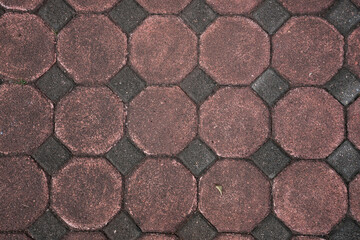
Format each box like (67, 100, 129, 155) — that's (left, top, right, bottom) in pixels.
(326, 140, 360, 181)
(250, 140, 291, 179)
(326, 0, 360, 35)
(180, 67, 216, 104)
(252, 0, 290, 35)
(108, 66, 146, 103)
(104, 212, 142, 240)
(36, 65, 74, 102)
(38, 0, 74, 32)
(251, 68, 289, 106)
(329, 218, 360, 240)
(177, 213, 217, 240)
(106, 137, 145, 175)
(32, 136, 71, 175)
(180, 0, 217, 34)
(178, 138, 217, 176)
(252, 214, 292, 240)
(28, 210, 68, 240)
(109, 0, 148, 34)
(325, 68, 360, 106)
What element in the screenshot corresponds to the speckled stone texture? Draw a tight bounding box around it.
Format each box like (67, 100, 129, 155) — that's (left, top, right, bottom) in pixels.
(0, 156, 48, 231)
(215, 235, 254, 240)
(63, 232, 107, 240)
(350, 174, 360, 223)
(139, 234, 178, 240)
(352, 0, 360, 7)
(57, 15, 127, 85)
(292, 237, 325, 240)
(272, 16, 343, 86)
(348, 98, 360, 150)
(130, 16, 197, 84)
(0, 13, 55, 82)
(55, 87, 124, 155)
(126, 158, 197, 232)
(136, 0, 191, 13)
(200, 87, 269, 158)
(206, 0, 262, 14)
(66, 0, 118, 12)
(278, 0, 335, 13)
(347, 27, 360, 78)
(0, 84, 53, 154)
(51, 157, 122, 230)
(128, 87, 197, 155)
(273, 161, 347, 235)
(200, 17, 270, 85)
(0, 0, 43, 10)
(199, 160, 270, 232)
(273, 87, 344, 159)
(0, 234, 31, 240)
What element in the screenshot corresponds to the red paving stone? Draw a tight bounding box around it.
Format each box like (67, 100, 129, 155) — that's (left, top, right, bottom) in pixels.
(0, 13, 55, 82)
(278, 0, 335, 13)
(128, 86, 197, 155)
(200, 17, 270, 85)
(350, 174, 360, 223)
(0, 0, 43, 10)
(0, 84, 53, 154)
(272, 16, 344, 86)
(130, 16, 197, 84)
(55, 87, 124, 155)
(126, 158, 197, 232)
(66, 0, 118, 12)
(215, 235, 254, 240)
(57, 15, 127, 85)
(139, 234, 178, 240)
(0, 156, 48, 231)
(352, 0, 360, 7)
(347, 27, 360, 78)
(273, 87, 344, 159)
(348, 97, 360, 150)
(51, 157, 122, 230)
(0, 234, 31, 240)
(199, 160, 270, 232)
(273, 161, 347, 235)
(136, 0, 191, 13)
(200, 87, 269, 158)
(63, 232, 107, 240)
(206, 0, 262, 14)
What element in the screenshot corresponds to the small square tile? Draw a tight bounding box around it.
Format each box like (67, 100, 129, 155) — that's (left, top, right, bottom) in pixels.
(326, 0, 360, 35)
(106, 137, 145, 175)
(36, 65, 74, 102)
(325, 68, 360, 106)
(176, 213, 217, 240)
(104, 212, 142, 240)
(178, 139, 216, 176)
(32, 136, 71, 175)
(38, 0, 75, 32)
(28, 210, 68, 240)
(252, 214, 292, 240)
(251, 68, 289, 106)
(250, 140, 291, 179)
(329, 218, 360, 240)
(108, 66, 146, 103)
(180, 0, 217, 34)
(180, 68, 216, 104)
(326, 141, 360, 181)
(109, 0, 148, 34)
(252, 0, 290, 35)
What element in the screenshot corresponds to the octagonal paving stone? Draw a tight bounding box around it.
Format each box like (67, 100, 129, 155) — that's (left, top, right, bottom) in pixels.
(350, 174, 360, 223)
(199, 87, 269, 158)
(63, 232, 107, 240)
(347, 26, 360, 79)
(278, 0, 335, 14)
(272, 16, 344, 86)
(136, 0, 191, 13)
(0, 156, 48, 231)
(215, 235, 254, 240)
(273, 161, 347, 235)
(0, 0, 43, 11)
(139, 234, 178, 240)
(199, 159, 270, 232)
(66, 0, 118, 12)
(0, 234, 31, 240)
(125, 158, 197, 232)
(55, 87, 124, 155)
(130, 16, 197, 84)
(128, 86, 197, 155)
(57, 15, 127, 85)
(51, 157, 123, 230)
(292, 237, 325, 240)
(206, 0, 262, 14)
(0, 84, 53, 155)
(348, 97, 360, 150)
(200, 16, 270, 85)
(0, 13, 55, 82)
(273, 87, 344, 159)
